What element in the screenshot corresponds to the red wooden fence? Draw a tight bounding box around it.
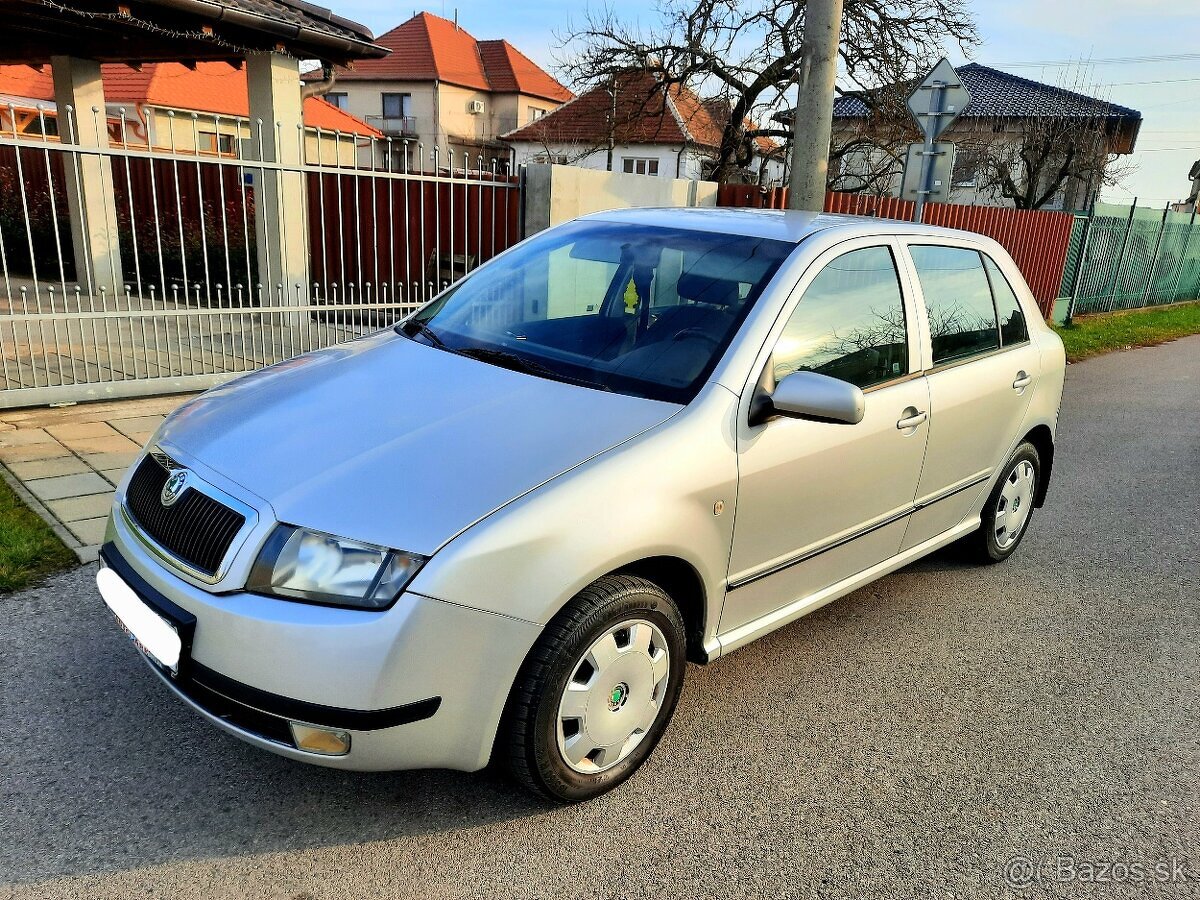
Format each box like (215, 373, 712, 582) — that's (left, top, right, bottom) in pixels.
(716, 184, 1075, 316)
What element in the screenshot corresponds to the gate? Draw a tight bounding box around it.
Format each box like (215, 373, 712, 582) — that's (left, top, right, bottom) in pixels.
(0, 108, 521, 409)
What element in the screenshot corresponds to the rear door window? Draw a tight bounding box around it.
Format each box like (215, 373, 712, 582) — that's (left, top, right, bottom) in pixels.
(908, 245, 1000, 365)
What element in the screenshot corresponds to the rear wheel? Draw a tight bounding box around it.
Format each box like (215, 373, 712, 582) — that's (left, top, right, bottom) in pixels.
(963, 442, 1041, 563)
(501, 575, 687, 803)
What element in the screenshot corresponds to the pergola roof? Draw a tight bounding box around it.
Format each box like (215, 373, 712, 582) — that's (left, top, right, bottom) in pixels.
(3, 0, 389, 67)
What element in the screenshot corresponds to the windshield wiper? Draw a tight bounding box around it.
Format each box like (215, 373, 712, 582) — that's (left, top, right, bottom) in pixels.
(399, 319, 448, 349)
(456, 347, 613, 392)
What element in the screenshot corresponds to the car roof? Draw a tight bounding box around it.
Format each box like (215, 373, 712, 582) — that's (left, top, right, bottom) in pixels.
(579, 206, 983, 245)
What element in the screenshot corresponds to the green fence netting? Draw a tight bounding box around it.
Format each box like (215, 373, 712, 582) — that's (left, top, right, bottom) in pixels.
(1069, 202, 1200, 315)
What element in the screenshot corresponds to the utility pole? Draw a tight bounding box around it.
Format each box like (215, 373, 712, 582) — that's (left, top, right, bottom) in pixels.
(787, 0, 844, 211)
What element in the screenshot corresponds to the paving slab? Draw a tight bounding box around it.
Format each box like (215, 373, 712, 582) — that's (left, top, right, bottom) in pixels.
(5, 457, 91, 480)
(64, 517, 109, 546)
(46, 493, 114, 523)
(25, 472, 113, 502)
(0, 428, 54, 447)
(81, 451, 142, 470)
(109, 415, 166, 440)
(0, 441, 71, 464)
(45, 422, 120, 441)
(56, 434, 141, 455)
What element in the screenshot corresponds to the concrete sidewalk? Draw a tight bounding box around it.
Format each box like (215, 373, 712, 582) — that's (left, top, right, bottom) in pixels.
(0, 395, 194, 561)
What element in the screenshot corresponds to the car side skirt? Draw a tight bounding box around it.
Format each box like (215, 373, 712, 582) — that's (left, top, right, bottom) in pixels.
(706, 517, 980, 660)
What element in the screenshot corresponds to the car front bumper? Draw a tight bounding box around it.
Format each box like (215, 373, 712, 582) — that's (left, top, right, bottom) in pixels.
(101, 515, 542, 773)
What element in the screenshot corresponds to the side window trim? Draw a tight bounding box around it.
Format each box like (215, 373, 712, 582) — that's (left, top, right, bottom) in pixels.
(980, 252, 1031, 347)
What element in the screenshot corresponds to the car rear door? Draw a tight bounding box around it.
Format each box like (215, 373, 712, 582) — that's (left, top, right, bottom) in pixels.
(899, 242, 1041, 550)
(721, 239, 930, 637)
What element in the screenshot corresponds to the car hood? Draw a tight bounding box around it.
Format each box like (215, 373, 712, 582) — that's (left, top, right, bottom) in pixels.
(156, 331, 680, 555)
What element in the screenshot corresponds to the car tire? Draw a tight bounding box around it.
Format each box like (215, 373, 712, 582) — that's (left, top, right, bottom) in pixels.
(500, 574, 687, 803)
(963, 441, 1042, 564)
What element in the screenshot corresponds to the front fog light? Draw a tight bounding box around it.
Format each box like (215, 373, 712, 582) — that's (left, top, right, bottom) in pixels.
(290, 722, 351, 756)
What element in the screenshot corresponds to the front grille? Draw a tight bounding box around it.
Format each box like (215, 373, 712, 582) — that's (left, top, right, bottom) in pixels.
(124, 454, 246, 577)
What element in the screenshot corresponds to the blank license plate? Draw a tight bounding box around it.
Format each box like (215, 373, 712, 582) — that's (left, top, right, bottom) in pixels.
(97, 567, 183, 674)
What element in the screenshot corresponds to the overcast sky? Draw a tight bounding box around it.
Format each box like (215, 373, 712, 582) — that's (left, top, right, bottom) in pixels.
(335, 0, 1200, 207)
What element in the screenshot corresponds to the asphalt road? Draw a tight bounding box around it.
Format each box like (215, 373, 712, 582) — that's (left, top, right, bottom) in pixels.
(2, 337, 1197, 900)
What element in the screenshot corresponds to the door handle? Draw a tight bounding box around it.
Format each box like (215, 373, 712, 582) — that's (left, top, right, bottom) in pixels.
(1012, 370, 1032, 391)
(896, 409, 927, 430)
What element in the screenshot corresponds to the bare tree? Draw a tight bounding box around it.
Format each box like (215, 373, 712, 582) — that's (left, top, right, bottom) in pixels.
(556, 0, 977, 184)
(956, 109, 1134, 209)
(824, 87, 916, 194)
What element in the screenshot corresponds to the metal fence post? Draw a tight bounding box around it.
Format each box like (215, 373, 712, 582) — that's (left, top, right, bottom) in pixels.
(1105, 198, 1138, 312)
(1065, 204, 1095, 324)
(1166, 206, 1198, 304)
(1139, 203, 1170, 307)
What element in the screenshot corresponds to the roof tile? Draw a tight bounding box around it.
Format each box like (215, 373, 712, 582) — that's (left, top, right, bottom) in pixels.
(504, 70, 775, 153)
(0, 62, 379, 136)
(832, 62, 1141, 121)
(313, 12, 571, 103)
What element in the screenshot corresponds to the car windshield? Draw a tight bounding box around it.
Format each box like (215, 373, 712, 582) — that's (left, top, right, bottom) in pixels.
(398, 221, 794, 403)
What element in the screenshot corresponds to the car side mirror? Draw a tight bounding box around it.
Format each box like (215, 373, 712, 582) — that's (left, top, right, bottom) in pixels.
(751, 371, 866, 426)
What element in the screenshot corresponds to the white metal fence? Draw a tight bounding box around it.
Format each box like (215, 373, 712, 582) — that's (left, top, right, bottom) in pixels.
(0, 103, 521, 408)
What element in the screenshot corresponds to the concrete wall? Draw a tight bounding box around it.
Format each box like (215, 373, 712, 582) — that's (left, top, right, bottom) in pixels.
(522, 163, 718, 237)
(510, 141, 785, 186)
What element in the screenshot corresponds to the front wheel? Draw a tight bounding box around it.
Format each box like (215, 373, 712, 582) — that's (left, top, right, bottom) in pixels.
(963, 441, 1042, 563)
(500, 575, 687, 802)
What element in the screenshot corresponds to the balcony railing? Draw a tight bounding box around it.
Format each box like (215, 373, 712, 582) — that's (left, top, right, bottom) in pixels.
(365, 115, 418, 137)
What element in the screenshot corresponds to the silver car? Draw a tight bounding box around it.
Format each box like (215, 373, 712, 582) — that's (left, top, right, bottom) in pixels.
(97, 208, 1065, 802)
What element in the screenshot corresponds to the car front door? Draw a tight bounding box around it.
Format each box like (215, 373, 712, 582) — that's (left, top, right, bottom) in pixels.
(899, 243, 1041, 549)
(721, 241, 930, 638)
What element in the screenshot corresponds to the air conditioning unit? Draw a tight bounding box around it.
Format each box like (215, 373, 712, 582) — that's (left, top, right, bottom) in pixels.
(469, 100, 485, 114)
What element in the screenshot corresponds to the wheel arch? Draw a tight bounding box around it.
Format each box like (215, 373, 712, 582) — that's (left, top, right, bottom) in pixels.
(614, 555, 710, 664)
(1022, 423, 1054, 507)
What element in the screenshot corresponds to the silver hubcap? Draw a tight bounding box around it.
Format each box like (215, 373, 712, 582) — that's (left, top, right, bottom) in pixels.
(556, 619, 671, 774)
(995, 460, 1036, 549)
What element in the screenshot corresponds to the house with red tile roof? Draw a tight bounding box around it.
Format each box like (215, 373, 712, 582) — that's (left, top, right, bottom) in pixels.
(0, 61, 378, 163)
(305, 12, 572, 170)
(502, 70, 784, 185)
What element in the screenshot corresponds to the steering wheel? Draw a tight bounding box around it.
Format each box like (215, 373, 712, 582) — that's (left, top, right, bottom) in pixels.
(672, 327, 721, 350)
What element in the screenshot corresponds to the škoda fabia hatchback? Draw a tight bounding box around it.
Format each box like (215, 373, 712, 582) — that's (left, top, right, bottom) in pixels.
(97, 208, 1065, 802)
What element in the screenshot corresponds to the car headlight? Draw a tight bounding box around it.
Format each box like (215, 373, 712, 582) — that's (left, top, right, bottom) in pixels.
(247, 525, 426, 609)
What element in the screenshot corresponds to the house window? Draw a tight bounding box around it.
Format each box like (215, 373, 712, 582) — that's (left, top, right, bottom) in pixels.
(197, 130, 235, 156)
(532, 153, 569, 165)
(16, 112, 59, 138)
(325, 92, 349, 110)
(952, 149, 982, 187)
(528, 107, 546, 124)
(382, 92, 412, 119)
(622, 157, 660, 176)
